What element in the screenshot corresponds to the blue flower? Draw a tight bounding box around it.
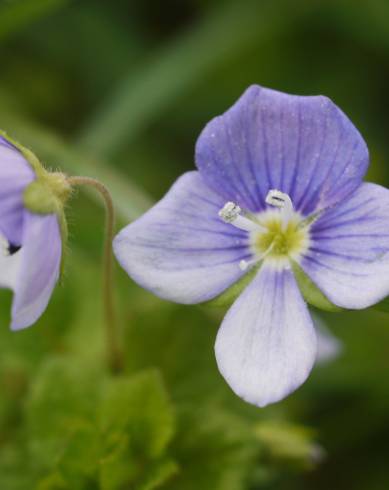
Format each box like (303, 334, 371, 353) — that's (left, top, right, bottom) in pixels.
(0, 134, 69, 330)
(114, 85, 389, 407)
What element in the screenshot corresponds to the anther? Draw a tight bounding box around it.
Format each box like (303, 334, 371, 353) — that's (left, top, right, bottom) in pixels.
(265, 189, 293, 210)
(265, 189, 294, 223)
(219, 201, 265, 233)
(218, 202, 241, 223)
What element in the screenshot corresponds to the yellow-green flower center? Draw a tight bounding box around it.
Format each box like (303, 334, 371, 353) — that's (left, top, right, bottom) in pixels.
(255, 215, 308, 259)
(218, 191, 311, 270)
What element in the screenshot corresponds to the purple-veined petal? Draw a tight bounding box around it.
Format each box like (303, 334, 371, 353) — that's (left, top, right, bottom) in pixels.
(11, 211, 61, 330)
(0, 135, 18, 151)
(0, 137, 35, 245)
(195, 85, 368, 215)
(300, 182, 389, 309)
(215, 265, 317, 407)
(113, 171, 249, 304)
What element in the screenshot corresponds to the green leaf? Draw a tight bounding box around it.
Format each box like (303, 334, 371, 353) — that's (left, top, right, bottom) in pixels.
(29, 363, 177, 489)
(168, 406, 259, 490)
(56, 423, 100, 490)
(98, 370, 177, 490)
(135, 459, 178, 490)
(99, 433, 134, 490)
(36, 423, 101, 490)
(26, 359, 99, 469)
(36, 472, 67, 490)
(99, 369, 175, 459)
(100, 453, 177, 490)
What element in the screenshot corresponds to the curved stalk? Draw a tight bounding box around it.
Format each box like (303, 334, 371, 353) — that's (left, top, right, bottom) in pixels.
(67, 176, 123, 373)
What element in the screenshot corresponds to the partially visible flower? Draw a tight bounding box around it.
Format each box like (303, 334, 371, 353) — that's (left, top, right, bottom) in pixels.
(0, 133, 70, 330)
(114, 85, 389, 407)
(312, 313, 342, 365)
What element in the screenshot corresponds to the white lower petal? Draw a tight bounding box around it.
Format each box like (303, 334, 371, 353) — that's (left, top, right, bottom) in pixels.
(215, 265, 317, 407)
(0, 232, 21, 290)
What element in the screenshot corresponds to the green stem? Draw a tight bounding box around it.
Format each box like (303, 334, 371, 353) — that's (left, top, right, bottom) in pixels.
(67, 176, 124, 373)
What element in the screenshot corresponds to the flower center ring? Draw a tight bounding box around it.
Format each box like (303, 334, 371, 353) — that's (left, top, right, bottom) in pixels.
(219, 189, 311, 271)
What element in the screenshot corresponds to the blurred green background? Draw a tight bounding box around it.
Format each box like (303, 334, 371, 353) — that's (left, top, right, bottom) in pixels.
(0, 0, 389, 488)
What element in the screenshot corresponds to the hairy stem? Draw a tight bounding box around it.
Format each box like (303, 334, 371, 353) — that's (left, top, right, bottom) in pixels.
(67, 175, 123, 373)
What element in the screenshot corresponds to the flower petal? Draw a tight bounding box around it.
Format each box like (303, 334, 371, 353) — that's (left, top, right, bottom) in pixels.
(195, 85, 368, 215)
(215, 265, 317, 407)
(11, 211, 61, 330)
(0, 137, 35, 245)
(113, 171, 249, 304)
(300, 183, 389, 309)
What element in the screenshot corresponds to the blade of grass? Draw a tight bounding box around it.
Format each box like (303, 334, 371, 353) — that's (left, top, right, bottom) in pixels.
(78, 0, 309, 157)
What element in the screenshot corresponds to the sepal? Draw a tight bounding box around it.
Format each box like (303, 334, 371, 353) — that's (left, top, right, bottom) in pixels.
(291, 262, 342, 312)
(0, 131, 70, 277)
(205, 264, 260, 308)
(205, 260, 343, 313)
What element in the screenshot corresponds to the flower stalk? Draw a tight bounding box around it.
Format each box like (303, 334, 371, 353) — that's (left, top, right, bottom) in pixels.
(67, 176, 123, 373)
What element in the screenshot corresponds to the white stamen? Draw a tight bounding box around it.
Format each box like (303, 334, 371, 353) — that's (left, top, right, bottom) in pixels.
(219, 201, 241, 223)
(265, 189, 293, 210)
(239, 243, 274, 271)
(265, 189, 294, 223)
(219, 201, 265, 233)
